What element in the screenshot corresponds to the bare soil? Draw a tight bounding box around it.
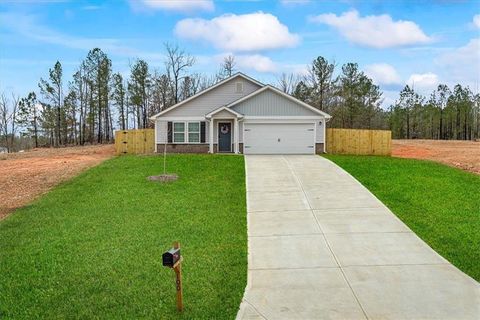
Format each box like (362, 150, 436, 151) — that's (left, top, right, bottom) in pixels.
(0, 145, 115, 220)
(147, 174, 178, 182)
(392, 139, 480, 175)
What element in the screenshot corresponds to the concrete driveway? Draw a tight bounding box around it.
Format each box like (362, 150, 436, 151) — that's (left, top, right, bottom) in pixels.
(237, 155, 480, 320)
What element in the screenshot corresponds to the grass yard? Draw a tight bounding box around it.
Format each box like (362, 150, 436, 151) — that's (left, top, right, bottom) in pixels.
(324, 155, 480, 282)
(0, 155, 247, 319)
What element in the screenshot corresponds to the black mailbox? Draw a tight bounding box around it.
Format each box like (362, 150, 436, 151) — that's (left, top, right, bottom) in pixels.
(162, 247, 181, 267)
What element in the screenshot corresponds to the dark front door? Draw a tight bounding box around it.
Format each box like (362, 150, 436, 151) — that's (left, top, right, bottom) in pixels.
(218, 122, 232, 152)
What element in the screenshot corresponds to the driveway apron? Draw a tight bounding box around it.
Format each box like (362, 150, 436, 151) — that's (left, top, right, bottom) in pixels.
(237, 155, 480, 320)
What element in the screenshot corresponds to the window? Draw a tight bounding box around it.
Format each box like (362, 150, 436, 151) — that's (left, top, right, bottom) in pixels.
(173, 122, 185, 143)
(188, 122, 200, 143)
(172, 121, 201, 143)
(235, 81, 243, 93)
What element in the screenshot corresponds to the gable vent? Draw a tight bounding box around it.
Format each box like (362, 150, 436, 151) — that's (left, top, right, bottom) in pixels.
(235, 81, 244, 93)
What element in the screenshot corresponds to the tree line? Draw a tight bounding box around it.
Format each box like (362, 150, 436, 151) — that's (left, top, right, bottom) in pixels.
(1, 49, 478, 152)
(281, 56, 479, 140)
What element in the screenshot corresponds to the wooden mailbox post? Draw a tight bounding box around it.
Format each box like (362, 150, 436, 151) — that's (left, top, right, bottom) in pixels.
(162, 241, 183, 312)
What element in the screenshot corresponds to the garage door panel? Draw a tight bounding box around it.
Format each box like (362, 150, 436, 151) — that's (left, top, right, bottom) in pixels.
(244, 123, 315, 154)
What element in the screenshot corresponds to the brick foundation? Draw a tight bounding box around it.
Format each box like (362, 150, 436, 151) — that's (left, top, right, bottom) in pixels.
(158, 143, 322, 154)
(315, 143, 325, 154)
(157, 144, 209, 153)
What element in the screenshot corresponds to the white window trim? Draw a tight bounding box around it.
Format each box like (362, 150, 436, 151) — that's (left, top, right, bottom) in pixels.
(173, 121, 186, 143)
(172, 121, 204, 144)
(188, 121, 201, 144)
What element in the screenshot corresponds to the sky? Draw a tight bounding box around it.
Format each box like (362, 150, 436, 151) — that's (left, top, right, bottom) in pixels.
(0, 0, 479, 107)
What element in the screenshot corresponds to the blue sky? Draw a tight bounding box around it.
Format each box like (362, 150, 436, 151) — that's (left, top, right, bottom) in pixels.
(0, 0, 479, 107)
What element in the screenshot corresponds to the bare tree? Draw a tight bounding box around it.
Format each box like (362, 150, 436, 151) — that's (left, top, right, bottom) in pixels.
(0, 93, 8, 149)
(277, 73, 300, 94)
(164, 43, 195, 104)
(221, 55, 236, 78)
(151, 72, 173, 113)
(179, 73, 205, 101)
(0, 92, 19, 152)
(198, 74, 217, 91)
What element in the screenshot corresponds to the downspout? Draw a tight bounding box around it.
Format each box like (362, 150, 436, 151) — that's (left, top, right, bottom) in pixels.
(154, 119, 158, 153)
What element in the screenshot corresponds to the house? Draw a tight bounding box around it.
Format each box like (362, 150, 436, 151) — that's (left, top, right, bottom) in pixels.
(150, 73, 331, 154)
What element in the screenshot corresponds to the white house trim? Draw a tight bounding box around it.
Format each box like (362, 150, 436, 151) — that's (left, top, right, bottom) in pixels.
(226, 85, 332, 119)
(324, 117, 330, 153)
(156, 116, 206, 121)
(234, 118, 239, 154)
(209, 119, 214, 153)
(154, 120, 158, 153)
(149, 73, 263, 120)
(205, 106, 244, 119)
(244, 116, 324, 120)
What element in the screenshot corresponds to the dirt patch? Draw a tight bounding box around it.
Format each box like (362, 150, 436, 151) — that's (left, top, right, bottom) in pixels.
(0, 145, 115, 220)
(147, 174, 178, 182)
(392, 140, 480, 175)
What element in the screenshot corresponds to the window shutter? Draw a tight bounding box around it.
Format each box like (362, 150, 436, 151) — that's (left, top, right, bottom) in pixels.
(200, 121, 206, 143)
(167, 122, 172, 143)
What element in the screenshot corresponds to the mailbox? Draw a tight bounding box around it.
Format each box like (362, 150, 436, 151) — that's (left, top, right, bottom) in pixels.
(162, 247, 181, 267)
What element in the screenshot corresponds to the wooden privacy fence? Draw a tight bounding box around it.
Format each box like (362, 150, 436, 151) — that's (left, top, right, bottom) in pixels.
(115, 129, 155, 155)
(326, 128, 392, 155)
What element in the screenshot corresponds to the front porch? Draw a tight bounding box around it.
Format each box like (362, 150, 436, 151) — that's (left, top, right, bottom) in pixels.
(206, 107, 243, 154)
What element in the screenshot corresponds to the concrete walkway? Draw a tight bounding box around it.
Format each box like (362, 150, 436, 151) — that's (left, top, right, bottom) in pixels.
(237, 155, 480, 320)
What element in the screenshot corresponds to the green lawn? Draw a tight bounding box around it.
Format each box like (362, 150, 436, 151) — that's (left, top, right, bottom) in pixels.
(324, 155, 480, 282)
(0, 155, 247, 319)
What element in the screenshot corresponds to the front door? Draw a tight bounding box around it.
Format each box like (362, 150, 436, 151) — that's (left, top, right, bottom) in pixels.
(218, 122, 232, 152)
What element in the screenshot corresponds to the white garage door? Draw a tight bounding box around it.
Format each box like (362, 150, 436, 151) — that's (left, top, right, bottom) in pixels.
(243, 123, 315, 154)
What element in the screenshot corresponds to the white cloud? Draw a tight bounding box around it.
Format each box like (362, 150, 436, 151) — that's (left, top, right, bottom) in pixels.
(214, 53, 277, 73)
(309, 10, 432, 48)
(236, 54, 277, 73)
(473, 14, 480, 29)
(406, 72, 439, 92)
(381, 90, 399, 108)
(175, 12, 300, 52)
(436, 38, 480, 85)
(282, 63, 309, 76)
(364, 63, 401, 85)
(131, 0, 214, 13)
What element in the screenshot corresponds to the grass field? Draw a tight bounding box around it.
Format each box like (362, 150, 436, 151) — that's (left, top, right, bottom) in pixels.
(0, 155, 247, 319)
(324, 155, 480, 282)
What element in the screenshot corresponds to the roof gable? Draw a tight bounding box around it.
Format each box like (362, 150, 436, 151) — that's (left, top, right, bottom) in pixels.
(206, 106, 243, 119)
(150, 73, 263, 119)
(228, 85, 331, 118)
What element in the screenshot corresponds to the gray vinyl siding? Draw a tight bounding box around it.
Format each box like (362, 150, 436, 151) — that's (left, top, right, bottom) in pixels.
(316, 121, 325, 143)
(211, 109, 238, 118)
(160, 77, 260, 117)
(231, 90, 320, 116)
(156, 120, 168, 143)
